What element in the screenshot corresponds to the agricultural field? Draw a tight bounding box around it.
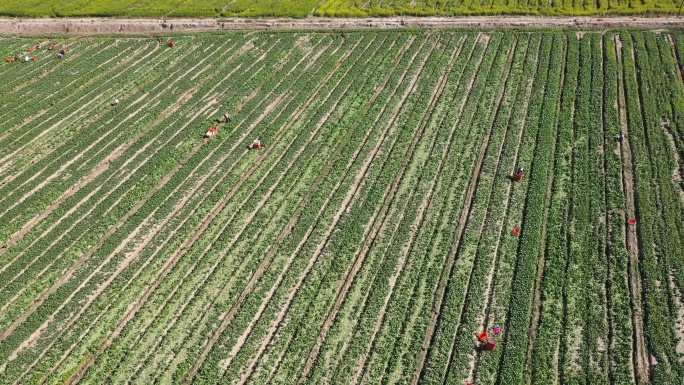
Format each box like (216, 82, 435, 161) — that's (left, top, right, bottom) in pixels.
(0, 29, 683, 385)
(0, 0, 682, 18)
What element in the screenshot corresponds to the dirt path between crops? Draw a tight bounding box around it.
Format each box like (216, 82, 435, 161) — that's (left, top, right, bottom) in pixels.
(615, 34, 649, 385)
(1, 16, 684, 35)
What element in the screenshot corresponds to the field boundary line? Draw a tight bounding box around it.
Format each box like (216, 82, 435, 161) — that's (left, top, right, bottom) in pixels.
(2, 17, 684, 35)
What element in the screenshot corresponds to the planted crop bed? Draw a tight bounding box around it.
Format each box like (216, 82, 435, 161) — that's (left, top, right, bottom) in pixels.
(0, 30, 683, 384)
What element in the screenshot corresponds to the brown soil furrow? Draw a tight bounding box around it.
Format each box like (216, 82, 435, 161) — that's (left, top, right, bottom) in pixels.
(669, 274, 684, 356)
(58, 140, 211, 385)
(364, 36, 415, 110)
(359, 35, 487, 385)
(41, 101, 282, 384)
(346, 35, 469, 384)
(132, 57, 352, 379)
(0, 41, 157, 148)
(666, 35, 684, 85)
(438, 35, 525, 384)
(240, 35, 430, 385)
(41, 116, 238, 381)
(43, 37, 332, 381)
(0, 98, 162, 299)
(524, 34, 567, 384)
(615, 33, 649, 384)
(63, 37, 350, 385)
(0, 109, 47, 154)
(0, 38, 264, 345)
(217, 35, 390, 379)
(179, 36, 366, 384)
(0, 96, 156, 255)
(0, 39, 239, 248)
(0, 96, 151, 272)
(0, 40, 202, 183)
(0, 104, 179, 290)
(408, 33, 495, 385)
(0, 95, 106, 190)
(7, 41, 102, 96)
(297, 36, 443, 385)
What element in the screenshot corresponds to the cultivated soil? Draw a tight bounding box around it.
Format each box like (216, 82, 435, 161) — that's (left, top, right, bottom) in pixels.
(0, 16, 684, 35)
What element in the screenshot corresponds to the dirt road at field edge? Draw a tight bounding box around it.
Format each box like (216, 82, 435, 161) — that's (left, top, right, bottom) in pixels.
(0, 16, 684, 35)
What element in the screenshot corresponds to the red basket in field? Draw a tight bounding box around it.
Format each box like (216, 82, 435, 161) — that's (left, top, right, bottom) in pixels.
(512, 228, 521, 235)
(628, 218, 637, 225)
